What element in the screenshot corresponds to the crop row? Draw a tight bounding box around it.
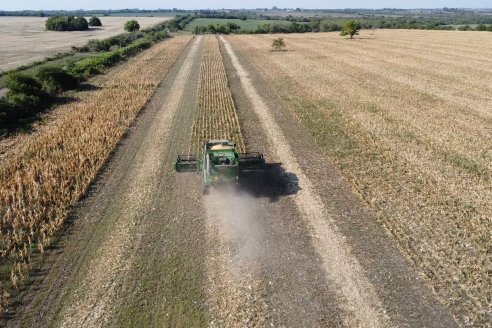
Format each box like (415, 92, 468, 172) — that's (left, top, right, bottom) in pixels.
(0, 36, 192, 313)
(190, 36, 245, 154)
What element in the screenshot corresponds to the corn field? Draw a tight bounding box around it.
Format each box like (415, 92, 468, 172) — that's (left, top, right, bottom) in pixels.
(190, 36, 245, 154)
(225, 30, 492, 326)
(0, 36, 192, 311)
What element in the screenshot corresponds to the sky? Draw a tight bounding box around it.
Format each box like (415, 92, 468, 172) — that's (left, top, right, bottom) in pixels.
(1, 0, 490, 11)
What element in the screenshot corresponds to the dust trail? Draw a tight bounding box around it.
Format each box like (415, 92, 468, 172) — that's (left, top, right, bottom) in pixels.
(204, 186, 269, 327)
(205, 186, 262, 267)
(58, 36, 202, 328)
(220, 36, 390, 327)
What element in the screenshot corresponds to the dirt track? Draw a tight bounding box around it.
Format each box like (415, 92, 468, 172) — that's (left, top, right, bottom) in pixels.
(4, 35, 459, 327)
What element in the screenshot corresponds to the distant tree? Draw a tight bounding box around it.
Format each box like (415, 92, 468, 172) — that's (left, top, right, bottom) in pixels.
(46, 16, 89, 31)
(207, 24, 217, 34)
(475, 24, 487, 31)
(239, 15, 247, 21)
(340, 20, 361, 38)
(256, 23, 271, 34)
(309, 19, 321, 32)
(216, 24, 228, 34)
(124, 20, 140, 32)
(192, 25, 208, 35)
(272, 37, 286, 51)
(321, 21, 342, 32)
(458, 25, 473, 31)
(73, 16, 89, 30)
(89, 16, 102, 27)
(226, 22, 241, 31)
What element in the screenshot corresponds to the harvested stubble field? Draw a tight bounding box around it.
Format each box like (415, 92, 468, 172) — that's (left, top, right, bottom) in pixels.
(0, 35, 191, 310)
(225, 29, 492, 326)
(0, 16, 170, 72)
(190, 36, 245, 154)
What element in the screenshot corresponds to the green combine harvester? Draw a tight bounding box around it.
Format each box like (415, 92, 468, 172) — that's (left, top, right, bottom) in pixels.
(174, 139, 265, 191)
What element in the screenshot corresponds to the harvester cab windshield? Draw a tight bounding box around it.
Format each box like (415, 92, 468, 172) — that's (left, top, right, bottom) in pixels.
(174, 139, 265, 190)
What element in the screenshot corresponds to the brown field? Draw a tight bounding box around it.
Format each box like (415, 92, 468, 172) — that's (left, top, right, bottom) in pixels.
(0, 35, 191, 310)
(225, 29, 492, 326)
(0, 30, 489, 327)
(0, 16, 171, 72)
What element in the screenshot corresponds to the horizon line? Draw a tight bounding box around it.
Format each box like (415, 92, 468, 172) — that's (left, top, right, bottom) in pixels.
(2, 7, 492, 11)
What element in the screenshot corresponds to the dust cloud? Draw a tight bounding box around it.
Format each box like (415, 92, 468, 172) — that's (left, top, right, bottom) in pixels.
(204, 186, 263, 270)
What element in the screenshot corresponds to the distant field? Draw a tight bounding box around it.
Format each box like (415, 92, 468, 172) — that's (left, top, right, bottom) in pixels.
(0, 16, 171, 72)
(184, 18, 295, 32)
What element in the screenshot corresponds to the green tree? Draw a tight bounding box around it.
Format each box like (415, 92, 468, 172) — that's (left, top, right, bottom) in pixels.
(73, 16, 89, 30)
(475, 24, 487, 31)
(256, 23, 271, 34)
(45, 16, 89, 31)
(321, 21, 342, 32)
(124, 20, 140, 32)
(36, 66, 79, 96)
(89, 16, 102, 27)
(340, 20, 361, 39)
(207, 24, 217, 34)
(192, 25, 208, 35)
(458, 25, 473, 31)
(6, 73, 46, 99)
(4, 73, 49, 117)
(272, 37, 286, 51)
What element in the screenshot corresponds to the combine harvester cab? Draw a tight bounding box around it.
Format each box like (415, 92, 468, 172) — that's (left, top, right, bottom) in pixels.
(203, 140, 239, 185)
(173, 139, 265, 191)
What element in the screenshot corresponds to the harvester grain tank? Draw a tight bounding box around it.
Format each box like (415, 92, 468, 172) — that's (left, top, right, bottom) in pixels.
(174, 140, 265, 190)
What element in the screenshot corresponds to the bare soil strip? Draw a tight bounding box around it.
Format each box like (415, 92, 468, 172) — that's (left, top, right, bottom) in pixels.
(221, 36, 390, 327)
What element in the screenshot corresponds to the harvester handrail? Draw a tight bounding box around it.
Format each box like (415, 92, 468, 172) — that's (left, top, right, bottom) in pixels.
(177, 155, 197, 162)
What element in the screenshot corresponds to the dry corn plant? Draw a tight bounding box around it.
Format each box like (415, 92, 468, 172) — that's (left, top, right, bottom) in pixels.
(190, 36, 245, 155)
(0, 36, 192, 312)
(226, 30, 492, 326)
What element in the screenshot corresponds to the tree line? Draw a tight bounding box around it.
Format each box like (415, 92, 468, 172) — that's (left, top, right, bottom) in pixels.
(188, 10, 492, 34)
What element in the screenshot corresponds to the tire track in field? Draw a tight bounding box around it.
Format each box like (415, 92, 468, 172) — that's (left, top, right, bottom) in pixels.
(204, 188, 269, 327)
(220, 36, 390, 327)
(57, 36, 203, 328)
